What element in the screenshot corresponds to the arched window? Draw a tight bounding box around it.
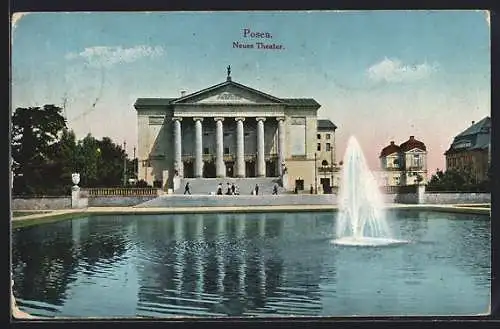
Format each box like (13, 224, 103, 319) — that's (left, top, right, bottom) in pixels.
(321, 160, 329, 166)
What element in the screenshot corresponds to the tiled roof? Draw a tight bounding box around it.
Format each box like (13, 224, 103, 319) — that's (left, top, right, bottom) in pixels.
(380, 141, 401, 157)
(400, 136, 426, 152)
(317, 119, 337, 130)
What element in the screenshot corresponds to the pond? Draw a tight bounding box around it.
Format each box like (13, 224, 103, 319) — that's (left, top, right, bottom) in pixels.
(11, 210, 490, 318)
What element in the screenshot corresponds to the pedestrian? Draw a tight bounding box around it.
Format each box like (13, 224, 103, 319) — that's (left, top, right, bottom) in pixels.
(217, 183, 223, 195)
(231, 183, 236, 195)
(226, 183, 232, 195)
(310, 184, 314, 194)
(272, 184, 278, 195)
(255, 184, 259, 195)
(184, 182, 191, 195)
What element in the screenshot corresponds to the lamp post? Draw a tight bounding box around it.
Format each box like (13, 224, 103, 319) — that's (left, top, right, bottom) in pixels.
(314, 152, 318, 194)
(123, 141, 127, 187)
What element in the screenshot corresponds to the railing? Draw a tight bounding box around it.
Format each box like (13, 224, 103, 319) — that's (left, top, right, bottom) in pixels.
(83, 187, 159, 197)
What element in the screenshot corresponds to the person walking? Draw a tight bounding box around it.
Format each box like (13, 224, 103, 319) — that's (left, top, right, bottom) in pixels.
(217, 183, 223, 195)
(272, 184, 278, 195)
(255, 184, 259, 195)
(184, 182, 191, 195)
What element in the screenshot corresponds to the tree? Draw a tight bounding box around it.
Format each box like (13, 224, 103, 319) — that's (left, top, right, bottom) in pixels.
(72, 134, 129, 188)
(427, 167, 489, 192)
(11, 105, 67, 195)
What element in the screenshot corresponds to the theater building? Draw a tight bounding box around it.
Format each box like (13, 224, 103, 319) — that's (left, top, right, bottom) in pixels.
(134, 69, 337, 191)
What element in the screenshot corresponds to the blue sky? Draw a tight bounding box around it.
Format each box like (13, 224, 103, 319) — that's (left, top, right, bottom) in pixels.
(11, 11, 490, 173)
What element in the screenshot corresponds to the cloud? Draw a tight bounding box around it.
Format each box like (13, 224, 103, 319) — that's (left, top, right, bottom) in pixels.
(367, 57, 437, 83)
(65, 45, 164, 68)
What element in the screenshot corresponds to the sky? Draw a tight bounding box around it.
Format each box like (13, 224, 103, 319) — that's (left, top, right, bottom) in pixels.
(11, 11, 491, 175)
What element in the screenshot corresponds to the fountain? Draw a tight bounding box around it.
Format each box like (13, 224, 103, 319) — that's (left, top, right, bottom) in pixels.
(332, 136, 407, 247)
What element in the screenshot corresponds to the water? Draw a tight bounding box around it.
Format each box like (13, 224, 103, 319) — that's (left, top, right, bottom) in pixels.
(334, 136, 405, 246)
(11, 211, 490, 318)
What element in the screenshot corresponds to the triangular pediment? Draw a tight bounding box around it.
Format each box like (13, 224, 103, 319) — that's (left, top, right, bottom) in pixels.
(172, 80, 284, 105)
(405, 148, 425, 153)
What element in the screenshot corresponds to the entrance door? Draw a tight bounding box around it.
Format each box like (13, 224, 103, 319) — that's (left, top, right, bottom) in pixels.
(183, 161, 194, 178)
(266, 160, 277, 177)
(320, 178, 331, 194)
(245, 161, 256, 178)
(203, 161, 216, 178)
(225, 161, 234, 177)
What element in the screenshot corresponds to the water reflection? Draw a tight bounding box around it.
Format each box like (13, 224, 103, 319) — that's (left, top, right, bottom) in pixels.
(11, 210, 491, 317)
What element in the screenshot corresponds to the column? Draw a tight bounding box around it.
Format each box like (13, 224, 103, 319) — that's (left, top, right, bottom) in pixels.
(256, 117, 266, 177)
(194, 118, 204, 177)
(235, 117, 245, 178)
(173, 118, 183, 177)
(215, 117, 225, 177)
(277, 117, 285, 176)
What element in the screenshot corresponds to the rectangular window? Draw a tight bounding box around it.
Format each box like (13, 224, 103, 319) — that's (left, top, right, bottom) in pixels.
(317, 143, 321, 151)
(224, 147, 230, 155)
(203, 147, 209, 155)
(326, 134, 331, 140)
(317, 134, 321, 139)
(326, 143, 331, 152)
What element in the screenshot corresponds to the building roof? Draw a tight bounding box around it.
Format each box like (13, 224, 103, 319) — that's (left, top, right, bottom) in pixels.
(455, 116, 491, 138)
(317, 119, 337, 131)
(399, 136, 426, 152)
(379, 141, 401, 158)
(445, 117, 491, 155)
(134, 79, 321, 110)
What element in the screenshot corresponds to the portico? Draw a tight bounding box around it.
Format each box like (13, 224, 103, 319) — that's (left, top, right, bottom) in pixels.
(134, 68, 327, 191)
(172, 115, 284, 178)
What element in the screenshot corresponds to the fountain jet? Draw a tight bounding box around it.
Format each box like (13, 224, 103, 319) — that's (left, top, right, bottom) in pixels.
(332, 136, 407, 246)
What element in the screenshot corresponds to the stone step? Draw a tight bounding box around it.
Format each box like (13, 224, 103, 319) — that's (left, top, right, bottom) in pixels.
(175, 177, 285, 195)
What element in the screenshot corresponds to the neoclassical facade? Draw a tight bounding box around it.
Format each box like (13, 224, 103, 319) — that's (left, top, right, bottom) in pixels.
(135, 72, 331, 191)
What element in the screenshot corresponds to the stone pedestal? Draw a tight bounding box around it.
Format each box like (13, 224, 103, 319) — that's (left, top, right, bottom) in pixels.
(173, 176, 181, 191)
(71, 186, 81, 209)
(417, 184, 426, 204)
(282, 173, 290, 190)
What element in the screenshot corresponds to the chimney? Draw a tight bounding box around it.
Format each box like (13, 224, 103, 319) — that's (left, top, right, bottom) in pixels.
(471, 121, 475, 125)
(180, 90, 186, 97)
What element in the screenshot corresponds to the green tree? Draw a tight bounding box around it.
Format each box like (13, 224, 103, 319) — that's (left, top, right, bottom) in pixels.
(72, 134, 129, 187)
(11, 105, 67, 195)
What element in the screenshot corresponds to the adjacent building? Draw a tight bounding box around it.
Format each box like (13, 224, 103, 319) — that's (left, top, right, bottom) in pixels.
(378, 136, 428, 186)
(444, 117, 491, 183)
(316, 120, 338, 192)
(134, 69, 337, 191)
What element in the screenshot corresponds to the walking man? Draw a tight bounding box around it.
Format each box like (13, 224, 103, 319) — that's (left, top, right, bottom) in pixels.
(184, 182, 191, 195)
